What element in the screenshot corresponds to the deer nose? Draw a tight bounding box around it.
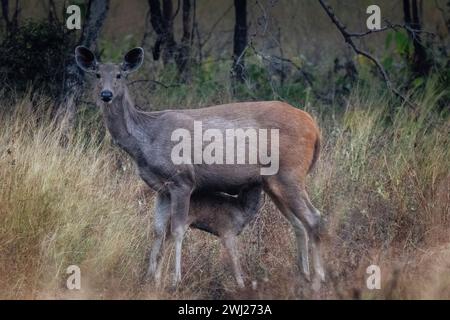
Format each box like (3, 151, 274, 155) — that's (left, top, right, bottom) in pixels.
(100, 90, 113, 102)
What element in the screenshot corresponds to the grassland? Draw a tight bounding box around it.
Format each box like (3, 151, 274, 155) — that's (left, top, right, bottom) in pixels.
(0, 76, 448, 300)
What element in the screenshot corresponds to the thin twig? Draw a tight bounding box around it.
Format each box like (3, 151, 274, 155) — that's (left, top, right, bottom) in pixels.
(249, 42, 332, 103)
(199, 4, 233, 49)
(348, 21, 435, 38)
(127, 79, 181, 88)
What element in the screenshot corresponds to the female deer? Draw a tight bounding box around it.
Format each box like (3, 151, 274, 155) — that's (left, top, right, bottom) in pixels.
(75, 46, 325, 288)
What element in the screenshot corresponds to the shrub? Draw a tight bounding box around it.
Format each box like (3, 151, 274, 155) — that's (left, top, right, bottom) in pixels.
(0, 21, 75, 100)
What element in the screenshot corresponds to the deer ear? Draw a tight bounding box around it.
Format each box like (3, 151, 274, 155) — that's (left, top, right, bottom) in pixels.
(122, 47, 144, 73)
(75, 46, 97, 73)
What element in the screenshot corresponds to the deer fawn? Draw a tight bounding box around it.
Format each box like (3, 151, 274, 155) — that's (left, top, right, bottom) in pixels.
(75, 46, 325, 288)
(149, 184, 263, 288)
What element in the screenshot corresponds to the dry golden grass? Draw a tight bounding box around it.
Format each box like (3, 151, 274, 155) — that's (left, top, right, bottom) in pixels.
(0, 84, 448, 299)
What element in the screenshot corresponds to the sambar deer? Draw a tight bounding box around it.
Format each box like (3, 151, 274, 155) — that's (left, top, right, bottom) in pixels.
(75, 46, 325, 288)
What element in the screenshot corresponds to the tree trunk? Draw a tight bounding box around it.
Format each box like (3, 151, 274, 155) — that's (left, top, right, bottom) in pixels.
(148, 0, 193, 79)
(1, 0, 10, 32)
(403, 0, 430, 77)
(232, 0, 247, 83)
(1, 0, 20, 33)
(79, 0, 110, 48)
(148, 0, 177, 64)
(59, 0, 110, 133)
(47, 0, 59, 24)
(12, 0, 18, 30)
(175, 0, 192, 78)
(161, 0, 177, 63)
(403, 0, 412, 26)
(148, 0, 164, 60)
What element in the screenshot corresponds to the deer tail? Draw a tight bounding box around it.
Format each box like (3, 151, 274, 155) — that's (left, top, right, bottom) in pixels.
(308, 133, 321, 174)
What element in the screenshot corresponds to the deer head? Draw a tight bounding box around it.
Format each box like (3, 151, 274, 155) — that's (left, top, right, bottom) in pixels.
(74, 46, 144, 104)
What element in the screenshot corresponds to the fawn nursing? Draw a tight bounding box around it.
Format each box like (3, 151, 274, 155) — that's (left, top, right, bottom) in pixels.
(153, 184, 263, 288)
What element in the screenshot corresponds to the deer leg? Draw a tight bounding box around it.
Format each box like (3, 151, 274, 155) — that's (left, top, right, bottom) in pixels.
(147, 193, 170, 285)
(263, 185, 311, 280)
(222, 233, 245, 288)
(169, 185, 192, 286)
(264, 177, 325, 285)
(300, 189, 325, 283)
(286, 188, 324, 284)
(286, 214, 311, 280)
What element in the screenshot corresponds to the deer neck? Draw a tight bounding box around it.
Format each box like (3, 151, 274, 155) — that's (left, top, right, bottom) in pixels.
(100, 87, 151, 152)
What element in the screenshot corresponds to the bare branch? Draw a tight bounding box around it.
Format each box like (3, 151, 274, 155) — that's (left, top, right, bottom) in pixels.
(348, 21, 435, 39)
(127, 79, 181, 88)
(318, 0, 415, 108)
(248, 42, 333, 103)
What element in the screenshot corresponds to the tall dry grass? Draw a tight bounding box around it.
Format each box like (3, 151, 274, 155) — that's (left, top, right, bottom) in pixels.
(0, 84, 448, 299)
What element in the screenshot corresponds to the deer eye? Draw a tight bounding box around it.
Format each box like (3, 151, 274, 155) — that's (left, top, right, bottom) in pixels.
(96, 73, 101, 79)
(116, 74, 121, 79)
